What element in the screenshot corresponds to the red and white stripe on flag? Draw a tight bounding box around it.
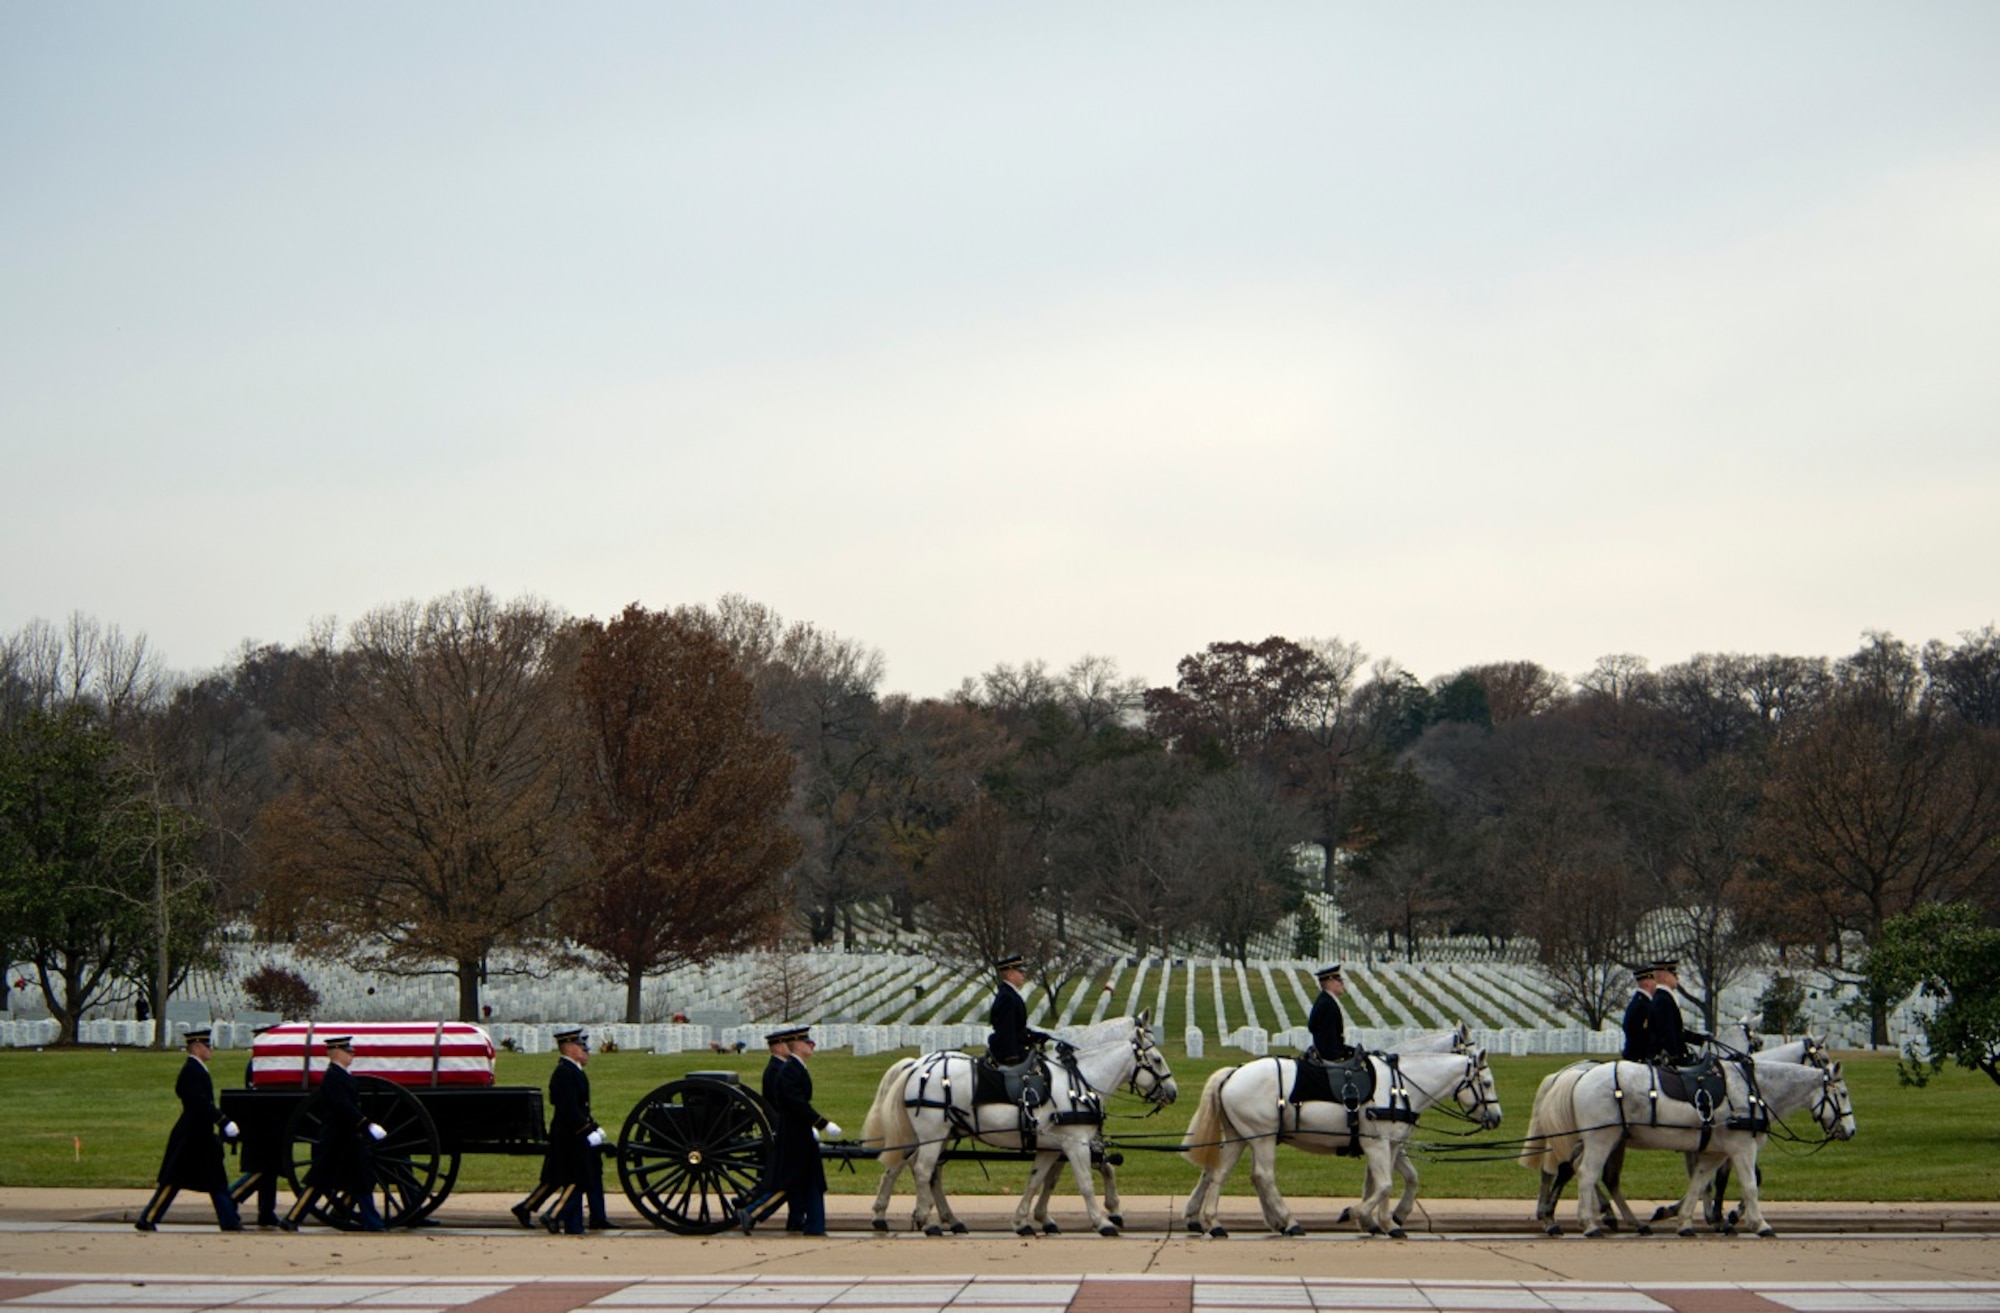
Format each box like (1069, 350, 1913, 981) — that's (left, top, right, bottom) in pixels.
(249, 1021, 497, 1088)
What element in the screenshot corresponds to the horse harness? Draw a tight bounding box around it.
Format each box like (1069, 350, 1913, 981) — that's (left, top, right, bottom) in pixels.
(1610, 1053, 1769, 1152)
(905, 1047, 1102, 1153)
(1282, 1051, 1418, 1156)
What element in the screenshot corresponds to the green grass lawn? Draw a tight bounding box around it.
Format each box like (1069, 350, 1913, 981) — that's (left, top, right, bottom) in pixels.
(4, 1045, 1994, 1202)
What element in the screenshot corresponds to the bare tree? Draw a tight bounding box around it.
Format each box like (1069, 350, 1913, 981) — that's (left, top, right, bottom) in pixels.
(253, 588, 587, 1021)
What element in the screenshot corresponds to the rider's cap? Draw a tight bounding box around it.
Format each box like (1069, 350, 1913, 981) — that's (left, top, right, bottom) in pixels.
(1314, 963, 1344, 981)
(1650, 958, 1680, 975)
(183, 1028, 212, 1046)
(322, 1035, 354, 1051)
(553, 1028, 589, 1048)
(993, 954, 1026, 972)
(765, 1025, 809, 1045)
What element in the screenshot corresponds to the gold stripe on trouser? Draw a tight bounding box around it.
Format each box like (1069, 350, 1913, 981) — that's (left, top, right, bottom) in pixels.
(139, 1185, 178, 1226)
(231, 1171, 267, 1204)
(284, 1187, 321, 1225)
(543, 1184, 579, 1225)
(516, 1183, 555, 1215)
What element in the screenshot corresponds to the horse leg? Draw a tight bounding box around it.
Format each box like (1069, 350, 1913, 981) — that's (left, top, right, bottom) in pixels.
(1057, 1131, 1118, 1236)
(908, 1143, 944, 1236)
(1014, 1151, 1060, 1237)
(1183, 1169, 1212, 1234)
(1675, 1154, 1724, 1237)
(1098, 1157, 1124, 1229)
(1358, 1138, 1405, 1238)
(931, 1160, 966, 1234)
(1391, 1145, 1420, 1227)
(1574, 1137, 1617, 1239)
(1200, 1140, 1248, 1237)
(1730, 1143, 1773, 1237)
(1245, 1135, 1297, 1236)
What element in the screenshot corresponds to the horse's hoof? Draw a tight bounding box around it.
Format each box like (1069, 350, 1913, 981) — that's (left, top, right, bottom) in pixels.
(1721, 1225, 1737, 1238)
(1283, 1223, 1304, 1237)
(872, 1219, 888, 1232)
(1335, 1206, 1353, 1224)
(1758, 1227, 1776, 1239)
(1636, 1225, 1652, 1237)
(1185, 1221, 1203, 1234)
(1098, 1224, 1119, 1237)
(1545, 1224, 1563, 1237)
(1388, 1228, 1407, 1240)
(1584, 1228, 1603, 1239)
(1042, 1222, 1061, 1235)
(1015, 1225, 1035, 1238)
(1208, 1226, 1228, 1239)
(1678, 1227, 1696, 1238)
(925, 1224, 943, 1237)
(950, 1222, 968, 1235)
(1108, 1214, 1124, 1228)
(1366, 1225, 1383, 1236)
(1650, 1206, 1673, 1223)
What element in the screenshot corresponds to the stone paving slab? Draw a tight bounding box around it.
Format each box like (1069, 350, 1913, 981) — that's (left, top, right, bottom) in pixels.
(1, 1278, 1998, 1313)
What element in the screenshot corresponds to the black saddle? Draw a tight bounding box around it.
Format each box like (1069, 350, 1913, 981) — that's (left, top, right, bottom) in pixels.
(1290, 1050, 1374, 1107)
(975, 1053, 1049, 1110)
(1655, 1055, 1729, 1118)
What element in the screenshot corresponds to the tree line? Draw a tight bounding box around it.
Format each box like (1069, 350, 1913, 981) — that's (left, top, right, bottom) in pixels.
(2, 592, 1996, 1052)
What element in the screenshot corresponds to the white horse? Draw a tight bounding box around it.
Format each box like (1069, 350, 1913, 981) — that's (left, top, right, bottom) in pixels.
(1178, 1046, 1503, 1238)
(1521, 1037, 1834, 1235)
(1548, 1055, 1854, 1238)
(860, 1012, 1176, 1236)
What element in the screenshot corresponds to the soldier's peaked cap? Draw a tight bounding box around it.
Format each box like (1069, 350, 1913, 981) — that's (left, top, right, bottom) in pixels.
(1630, 962, 1657, 980)
(183, 1028, 212, 1045)
(1650, 958, 1680, 974)
(766, 1025, 809, 1045)
(322, 1035, 354, 1050)
(553, 1028, 589, 1046)
(993, 953, 1026, 971)
(1315, 963, 1344, 981)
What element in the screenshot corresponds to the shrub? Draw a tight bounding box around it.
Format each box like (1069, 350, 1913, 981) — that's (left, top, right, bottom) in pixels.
(242, 964, 320, 1018)
(1758, 972, 1807, 1037)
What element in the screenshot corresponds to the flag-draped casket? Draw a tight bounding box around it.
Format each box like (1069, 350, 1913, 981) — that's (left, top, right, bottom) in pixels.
(248, 1021, 497, 1089)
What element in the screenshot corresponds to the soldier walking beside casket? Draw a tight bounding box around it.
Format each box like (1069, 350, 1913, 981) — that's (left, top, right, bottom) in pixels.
(280, 1036, 386, 1231)
(1621, 963, 1659, 1063)
(740, 1026, 841, 1236)
(1305, 964, 1354, 1061)
(532, 1029, 609, 1234)
(135, 1028, 244, 1232)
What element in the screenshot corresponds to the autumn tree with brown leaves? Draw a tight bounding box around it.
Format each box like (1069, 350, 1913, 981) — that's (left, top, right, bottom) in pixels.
(253, 589, 586, 1021)
(570, 605, 800, 1023)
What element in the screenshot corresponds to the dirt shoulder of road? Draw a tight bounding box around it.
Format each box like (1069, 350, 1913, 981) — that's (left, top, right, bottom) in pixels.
(5, 1191, 2000, 1284)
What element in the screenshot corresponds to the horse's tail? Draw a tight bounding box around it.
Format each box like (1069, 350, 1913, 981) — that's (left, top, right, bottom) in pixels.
(1179, 1066, 1238, 1173)
(1518, 1061, 1592, 1172)
(861, 1056, 920, 1169)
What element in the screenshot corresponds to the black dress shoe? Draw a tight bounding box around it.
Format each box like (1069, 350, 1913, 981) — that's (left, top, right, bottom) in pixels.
(510, 1204, 533, 1228)
(543, 1212, 562, 1235)
(278, 1218, 300, 1233)
(257, 1215, 282, 1229)
(220, 1223, 245, 1232)
(588, 1219, 622, 1230)
(133, 1221, 157, 1233)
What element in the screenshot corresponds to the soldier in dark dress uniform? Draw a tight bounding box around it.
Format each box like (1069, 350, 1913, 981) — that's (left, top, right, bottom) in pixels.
(740, 1026, 841, 1236)
(1306, 964, 1353, 1061)
(280, 1036, 385, 1231)
(531, 1029, 608, 1234)
(987, 953, 1042, 1065)
(135, 1029, 243, 1232)
(1620, 963, 1658, 1063)
(229, 1024, 285, 1227)
(1649, 960, 1708, 1066)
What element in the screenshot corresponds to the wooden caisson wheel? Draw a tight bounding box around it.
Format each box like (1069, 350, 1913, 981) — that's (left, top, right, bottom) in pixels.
(617, 1076, 773, 1234)
(282, 1076, 449, 1229)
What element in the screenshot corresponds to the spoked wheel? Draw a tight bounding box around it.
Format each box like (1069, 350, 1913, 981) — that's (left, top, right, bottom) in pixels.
(617, 1077, 772, 1234)
(283, 1077, 448, 1229)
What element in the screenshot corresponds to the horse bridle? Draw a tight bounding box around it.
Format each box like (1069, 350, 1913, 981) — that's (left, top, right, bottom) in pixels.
(1811, 1065, 1853, 1138)
(1126, 1030, 1172, 1104)
(1457, 1051, 1503, 1127)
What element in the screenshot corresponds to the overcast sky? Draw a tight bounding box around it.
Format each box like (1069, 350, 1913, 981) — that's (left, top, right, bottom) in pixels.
(3, 3, 1996, 698)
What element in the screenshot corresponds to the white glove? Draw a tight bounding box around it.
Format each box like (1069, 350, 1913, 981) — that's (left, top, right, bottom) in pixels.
(586, 1129, 608, 1148)
(811, 1127, 820, 1142)
(366, 1123, 387, 1142)
(821, 1120, 842, 1138)
(221, 1121, 239, 1140)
